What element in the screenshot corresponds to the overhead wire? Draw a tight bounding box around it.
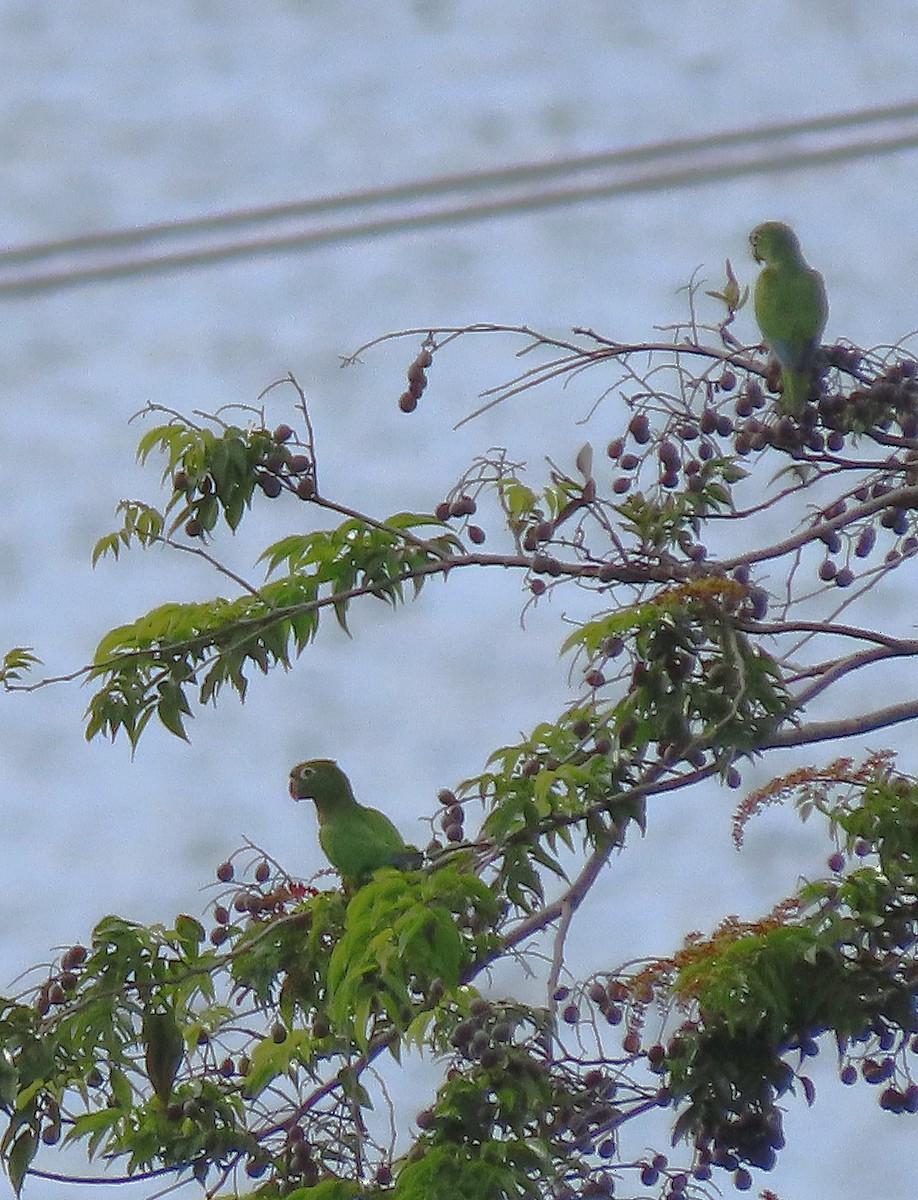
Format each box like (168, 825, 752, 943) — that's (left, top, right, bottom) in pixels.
(2, 100, 918, 296)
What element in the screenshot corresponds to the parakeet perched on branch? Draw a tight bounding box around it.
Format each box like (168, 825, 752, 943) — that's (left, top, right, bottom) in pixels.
(289, 759, 422, 887)
(749, 221, 828, 417)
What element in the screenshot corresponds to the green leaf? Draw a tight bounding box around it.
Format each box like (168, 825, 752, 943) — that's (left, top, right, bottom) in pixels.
(0, 1051, 18, 1108)
(7, 1127, 37, 1197)
(91, 532, 122, 565)
(174, 914, 206, 949)
(155, 679, 192, 741)
(0, 648, 41, 686)
(242, 1029, 313, 1100)
(283, 1179, 369, 1200)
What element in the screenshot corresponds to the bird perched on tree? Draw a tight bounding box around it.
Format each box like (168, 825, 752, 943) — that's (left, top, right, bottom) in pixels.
(749, 221, 828, 417)
(289, 759, 422, 887)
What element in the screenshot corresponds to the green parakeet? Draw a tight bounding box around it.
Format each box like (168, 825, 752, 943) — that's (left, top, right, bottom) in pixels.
(749, 221, 828, 417)
(289, 759, 422, 887)
(142, 1008, 184, 1103)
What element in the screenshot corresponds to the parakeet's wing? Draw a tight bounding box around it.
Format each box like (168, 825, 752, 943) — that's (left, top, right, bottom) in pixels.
(360, 806, 411, 850)
(319, 805, 418, 882)
(754, 258, 827, 416)
(754, 264, 827, 370)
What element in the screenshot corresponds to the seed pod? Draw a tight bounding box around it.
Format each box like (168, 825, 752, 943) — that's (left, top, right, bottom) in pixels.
(658, 439, 680, 470)
(628, 413, 651, 443)
(61, 944, 88, 971)
(451, 495, 477, 517)
(854, 527, 876, 557)
(406, 362, 427, 395)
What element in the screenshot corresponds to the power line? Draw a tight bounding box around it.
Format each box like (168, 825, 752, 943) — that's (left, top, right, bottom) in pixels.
(2, 100, 918, 296)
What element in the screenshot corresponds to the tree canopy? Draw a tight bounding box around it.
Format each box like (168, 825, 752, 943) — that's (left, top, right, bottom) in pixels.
(3, 270, 918, 1199)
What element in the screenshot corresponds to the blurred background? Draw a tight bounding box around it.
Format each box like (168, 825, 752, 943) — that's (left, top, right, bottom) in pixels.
(1, 2, 917, 1196)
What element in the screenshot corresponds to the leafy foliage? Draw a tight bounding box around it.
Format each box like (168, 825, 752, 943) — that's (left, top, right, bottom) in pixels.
(0, 647, 41, 688)
(7, 292, 918, 1198)
(85, 409, 459, 746)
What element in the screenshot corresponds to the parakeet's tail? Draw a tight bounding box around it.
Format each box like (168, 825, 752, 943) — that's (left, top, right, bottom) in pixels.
(779, 367, 811, 418)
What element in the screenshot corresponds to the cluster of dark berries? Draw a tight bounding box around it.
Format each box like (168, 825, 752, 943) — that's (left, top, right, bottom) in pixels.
(878, 1082, 918, 1113)
(608, 394, 781, 501)
(449, 999, 624, 1164)
(211, 858, 309, 945)
(253, 424, 314, 501)
(557, 981, 647, 1057)
(729, 563, 770, 622)
(654, 1012, 801, 1179)
(828, 358, 918, 438)
(448, 998, 522, 1069)
(578, 977, 629, 1028)
(434, 492, 486, 544)
(542, 1069, 620, 1159)
(577, 635, 626, 694)
(699, 1109, 785, 1178)
(813, 482, 918, 590)
(177, 423, 316, 538)
(35, 943, 88, 1014)
(838, 1016, 918, 1112)
(605, 387, 825, 502)
(522, 518, 555, 553)
(633, 1153, 692, 1196)
(436, 787, 465, 843)
(605, 355, 918, 511)
(398, 346, 434, 413)
(570, 713, 615, 756)
(274, 1124, 320, 1186)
